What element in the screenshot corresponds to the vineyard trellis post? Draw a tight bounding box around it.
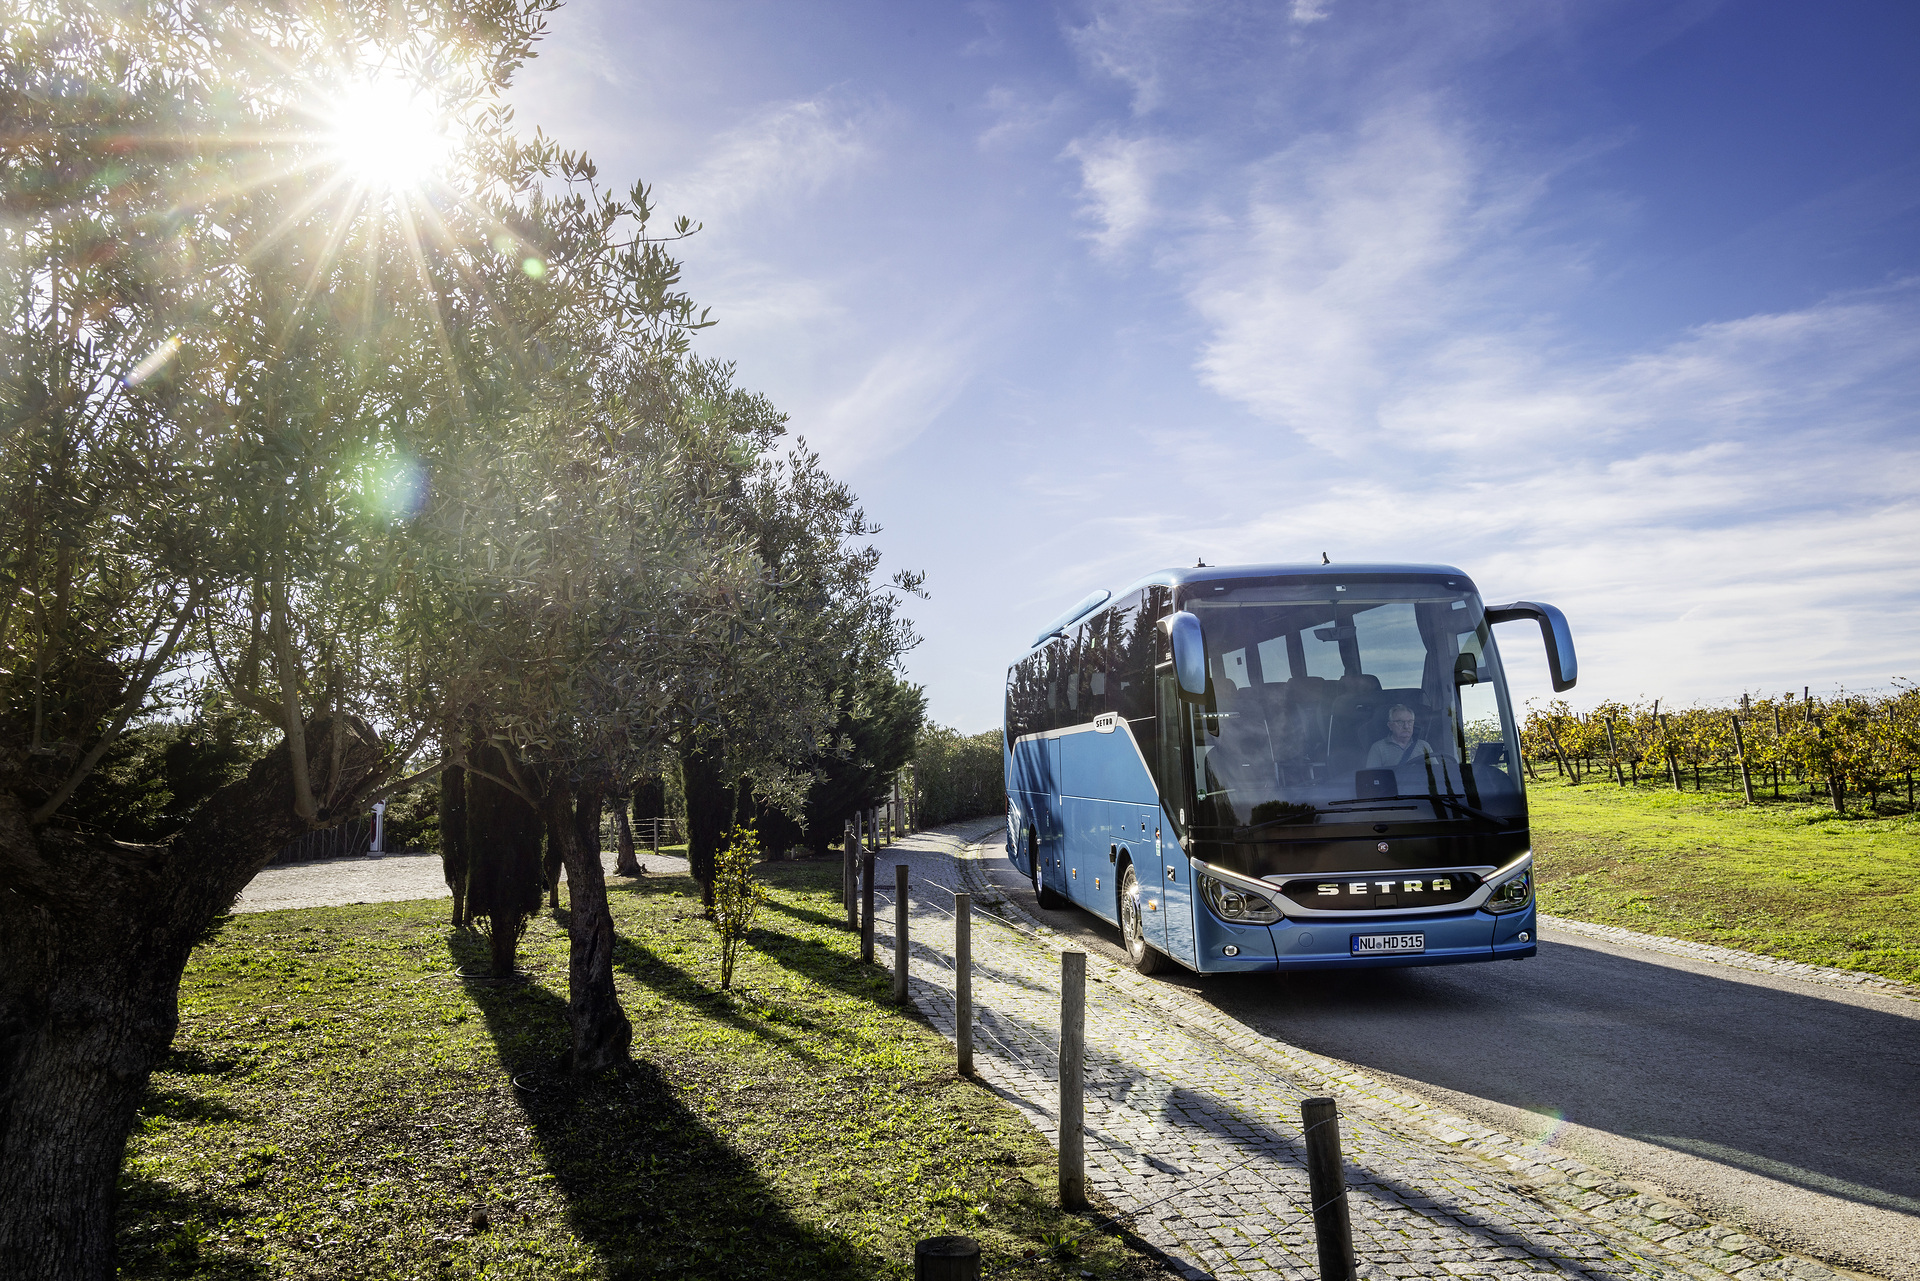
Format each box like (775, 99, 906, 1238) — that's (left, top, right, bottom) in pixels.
(1729, 716, 1755, 804)
(1659, 714, 1683, 790)
(1545, 724, 1574, 783)
(1603, 716, 1624, 786)
(1771, 704, 1784, 796)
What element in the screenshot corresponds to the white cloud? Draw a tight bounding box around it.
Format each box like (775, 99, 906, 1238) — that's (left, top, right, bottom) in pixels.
(814, 337, 974, 464)
(1063, 0, 1207, 116)
(1061, 95, 1920, 710)
(977, 86, 1073, 150)
(1063, 131, 1186, 255)
(1185, 101, 1569, 453)
(666, 94, 875, 226)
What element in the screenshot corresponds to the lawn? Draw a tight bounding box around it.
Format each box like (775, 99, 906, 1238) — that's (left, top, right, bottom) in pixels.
(1527, 776, 1920, 986)
(119, 861, 1170, 1280)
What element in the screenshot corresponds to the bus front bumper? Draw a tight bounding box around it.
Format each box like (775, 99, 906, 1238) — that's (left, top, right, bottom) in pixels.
(1192, 901, 1537, 972)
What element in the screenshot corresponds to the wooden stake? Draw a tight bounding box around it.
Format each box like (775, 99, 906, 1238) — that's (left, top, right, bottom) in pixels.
(893, 863, 910, 1004)
(955, 891, 973, 1076)
(1731, 716, 1755, 804)
(843, 819, 858, 929)
(1660, 714, 1682, 790)
(914, 1236, 981, 1280)
(861, 834, 876, 965)
(1058, 951, 1086, 1209)
(1301, 1097, 1357, 1281)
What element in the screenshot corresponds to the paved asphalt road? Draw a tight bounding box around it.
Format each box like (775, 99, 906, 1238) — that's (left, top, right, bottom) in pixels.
(969, 836, 1920, 1281)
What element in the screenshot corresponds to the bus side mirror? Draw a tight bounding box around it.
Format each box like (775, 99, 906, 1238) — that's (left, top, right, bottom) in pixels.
(1167, 611, 1208, 701)
(1485, 600, 1577, 692)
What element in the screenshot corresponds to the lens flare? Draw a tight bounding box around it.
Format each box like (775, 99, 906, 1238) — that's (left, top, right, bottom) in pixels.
(327, 77, 449, 192)
(125, 335, 181, 386)
(364, 456, 429, 521)
(1518, 1105, 1569, 1160)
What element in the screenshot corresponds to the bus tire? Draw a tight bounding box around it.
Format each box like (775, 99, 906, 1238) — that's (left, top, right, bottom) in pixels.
(1030, 830, 1067, 909)
(1119, 862, 1171, 974)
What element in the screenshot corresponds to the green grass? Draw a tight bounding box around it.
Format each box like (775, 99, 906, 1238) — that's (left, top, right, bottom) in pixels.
(1528, 775, 1920, 985)
(119, 863, 1169, 1280)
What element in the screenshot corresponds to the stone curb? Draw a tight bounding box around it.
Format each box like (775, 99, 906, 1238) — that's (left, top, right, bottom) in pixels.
(1539, 916, 1919, 1004)
(939, 834, 1876, 1281)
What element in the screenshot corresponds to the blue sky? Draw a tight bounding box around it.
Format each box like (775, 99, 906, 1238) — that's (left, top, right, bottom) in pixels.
(509, 0, 1920, 732)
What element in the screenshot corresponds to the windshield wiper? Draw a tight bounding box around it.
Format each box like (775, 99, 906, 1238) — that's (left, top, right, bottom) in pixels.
(1398, 792, 1511, 826)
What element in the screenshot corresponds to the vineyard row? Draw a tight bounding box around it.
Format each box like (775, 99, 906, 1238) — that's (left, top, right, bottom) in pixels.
(1518, 683, 1920, 814)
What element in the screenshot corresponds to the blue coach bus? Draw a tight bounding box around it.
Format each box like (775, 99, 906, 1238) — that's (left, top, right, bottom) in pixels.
(1003, 563, 1576, 976)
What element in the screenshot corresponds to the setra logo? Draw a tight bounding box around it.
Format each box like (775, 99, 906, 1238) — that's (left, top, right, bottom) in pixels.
(1093, 712, 1118, 734)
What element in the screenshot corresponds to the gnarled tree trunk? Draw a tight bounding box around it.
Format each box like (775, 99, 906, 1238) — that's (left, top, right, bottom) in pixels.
(0, 717, 383, 1281)
(544, 781, 629, 1074)
(438, 765, 469, 927)
(680, 741, 730, 913)
(542, 811, 565, 912)
(463, 744, 543, 980)
(612, 797, 638, 876)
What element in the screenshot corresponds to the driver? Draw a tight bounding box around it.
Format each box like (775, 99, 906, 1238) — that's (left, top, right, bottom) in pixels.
(1366, 705, 1433, 769)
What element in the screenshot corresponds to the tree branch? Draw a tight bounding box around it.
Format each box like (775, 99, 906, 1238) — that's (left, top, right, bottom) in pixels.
(30, 580, 204, 824)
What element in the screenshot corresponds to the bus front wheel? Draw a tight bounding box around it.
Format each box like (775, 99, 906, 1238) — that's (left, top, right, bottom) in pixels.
(1119, 864, 1171, 974)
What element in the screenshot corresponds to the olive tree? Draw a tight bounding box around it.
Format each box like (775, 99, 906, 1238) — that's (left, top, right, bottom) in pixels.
(0, 0, 717, 1268)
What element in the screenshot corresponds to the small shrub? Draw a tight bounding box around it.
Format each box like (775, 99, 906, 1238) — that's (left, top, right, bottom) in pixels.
(713, 822, 767, 990)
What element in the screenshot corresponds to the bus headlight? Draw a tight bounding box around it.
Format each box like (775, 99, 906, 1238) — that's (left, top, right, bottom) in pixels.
(1197, 871, 1282, 925)
(1486, 867, 1532, 914)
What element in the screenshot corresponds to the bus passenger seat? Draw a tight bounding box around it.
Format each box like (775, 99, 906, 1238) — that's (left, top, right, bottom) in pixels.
(1326, 678, 1386, 774)
(1210, 681, 1278, 792)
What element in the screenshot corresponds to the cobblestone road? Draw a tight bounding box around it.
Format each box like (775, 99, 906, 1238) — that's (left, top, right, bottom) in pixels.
(867, 823, 1861, 1281)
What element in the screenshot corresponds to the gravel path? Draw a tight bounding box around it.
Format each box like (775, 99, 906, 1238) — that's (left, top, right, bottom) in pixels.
(235, 849, 691, 913)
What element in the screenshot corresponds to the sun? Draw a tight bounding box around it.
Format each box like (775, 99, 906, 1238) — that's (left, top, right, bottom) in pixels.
(326, 76, 451, 192)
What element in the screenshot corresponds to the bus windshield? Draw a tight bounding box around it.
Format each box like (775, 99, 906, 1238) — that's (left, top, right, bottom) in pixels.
(1177, 584, 1524, 833)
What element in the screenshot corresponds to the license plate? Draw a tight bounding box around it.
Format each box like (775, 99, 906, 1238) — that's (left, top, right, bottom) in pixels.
(1351, 932, 1425, 956)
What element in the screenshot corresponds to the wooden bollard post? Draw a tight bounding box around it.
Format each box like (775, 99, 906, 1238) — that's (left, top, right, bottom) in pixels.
(1058, 950, 1086, 1209)
(861, 836, 877, 965)
(1301, 1097, 1356, 1281)
(843, 820, 857, 928)
(954, 891, 973, 1076)
(893, 864, 910, 1003)
(914, 1235, 980, 1280)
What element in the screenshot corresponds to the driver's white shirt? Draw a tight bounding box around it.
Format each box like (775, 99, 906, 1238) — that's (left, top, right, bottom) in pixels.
(1366, 736, 1431, 769)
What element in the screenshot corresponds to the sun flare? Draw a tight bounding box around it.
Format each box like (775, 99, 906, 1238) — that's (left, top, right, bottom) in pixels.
(326, 77, 450, 192)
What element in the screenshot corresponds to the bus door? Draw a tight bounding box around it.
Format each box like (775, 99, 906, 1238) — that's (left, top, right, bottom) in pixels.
(1041, 736, 1065, 889)
(1157, 813, 1196, 966)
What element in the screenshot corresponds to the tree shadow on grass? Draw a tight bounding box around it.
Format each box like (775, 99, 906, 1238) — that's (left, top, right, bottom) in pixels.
(449, 935, 873, 1280)
(757, 893, 853, 932)
(615, 935, 828, 1065)
(116, 1168, 270, 1279)
(136, 1083, 249, 1126)
(606, 868, 900, 1013)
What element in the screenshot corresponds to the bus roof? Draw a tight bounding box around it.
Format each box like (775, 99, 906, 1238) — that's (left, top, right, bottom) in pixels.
(1118, 561, 1472, 594)
(1017, 562, 1476, 656)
